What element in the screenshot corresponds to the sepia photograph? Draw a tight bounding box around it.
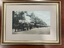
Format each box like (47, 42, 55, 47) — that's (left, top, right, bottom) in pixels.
(12, 11, 50, 34)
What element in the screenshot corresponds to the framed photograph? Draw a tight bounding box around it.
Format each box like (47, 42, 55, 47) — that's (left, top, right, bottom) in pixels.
(1, 1, 61, 45)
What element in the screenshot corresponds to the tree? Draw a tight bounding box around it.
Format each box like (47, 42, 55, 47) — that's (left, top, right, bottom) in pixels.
(18, 11, 25, 20)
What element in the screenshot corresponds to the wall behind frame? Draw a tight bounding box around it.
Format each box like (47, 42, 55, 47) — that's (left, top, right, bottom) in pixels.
(0, 0, 64, 48)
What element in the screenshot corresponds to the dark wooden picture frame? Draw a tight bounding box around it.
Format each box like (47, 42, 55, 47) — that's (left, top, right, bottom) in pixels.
(1, 1, 61, 45)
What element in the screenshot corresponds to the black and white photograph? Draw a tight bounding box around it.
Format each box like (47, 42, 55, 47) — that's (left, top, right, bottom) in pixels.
(2, 2, 61, 45)
(12, 11, 50, 34)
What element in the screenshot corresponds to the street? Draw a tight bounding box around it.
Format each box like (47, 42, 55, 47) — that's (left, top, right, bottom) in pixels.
(12, 27, 50, 34)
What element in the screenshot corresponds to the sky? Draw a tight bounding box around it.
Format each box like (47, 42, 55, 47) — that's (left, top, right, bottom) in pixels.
(27, 11, 50, 26)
